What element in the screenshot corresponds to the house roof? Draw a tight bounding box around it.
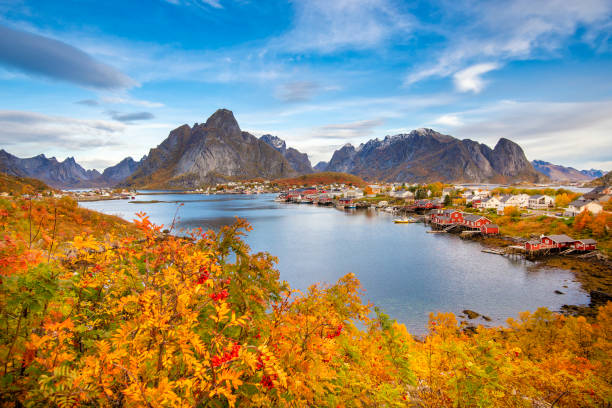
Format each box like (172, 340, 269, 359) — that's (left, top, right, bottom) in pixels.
(578, 238, 597, 244)
(569, 199, 591, 207)
(483, 224, 498, 228)
(544, 234, 575, 243)
(463, 214, 488, 222)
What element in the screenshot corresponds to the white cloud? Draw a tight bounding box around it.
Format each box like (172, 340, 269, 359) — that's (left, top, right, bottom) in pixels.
(453, 63, 500, 93)
(437, 100, 612, 171)
(277, 0, 413, 54)
(405, 0, 612, 88)
(164, 0, 222, 9)
(101, 96, 164, 108)
(433, 114, 463, 127)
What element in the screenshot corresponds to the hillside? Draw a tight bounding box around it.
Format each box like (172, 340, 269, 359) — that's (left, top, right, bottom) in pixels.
(272, 171, 367, 187)
(325, 129, 547, 183)
(588, 170, 612, 187)
(0, 172, 54, 195)
(123, 109, 296, 188)
(531, 160, 602, 182)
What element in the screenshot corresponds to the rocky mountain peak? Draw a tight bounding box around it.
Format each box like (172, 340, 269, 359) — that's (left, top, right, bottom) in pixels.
(260, 134, 287, 153)
(260, 134, 312, 174)
(204, 108, 240, 135)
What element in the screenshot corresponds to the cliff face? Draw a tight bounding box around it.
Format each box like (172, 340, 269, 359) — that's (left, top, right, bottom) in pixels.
(531, 160, 603, 182)
(259, 134, 313, 174)
(325, 129, 546, 183)
(124, 109, 296, 188)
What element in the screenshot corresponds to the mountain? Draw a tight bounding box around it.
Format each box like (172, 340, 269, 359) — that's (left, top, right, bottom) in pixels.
(580, 168, 605, 179)
(313, 161, 328, 172)
(531, 160, 603, 182)
(101, 157, 142, 183)
(259, 134, 313, 174)
(0, 150, 142, 189)
(124, 109, 296, 188)
(587, 171, 612, 187)
(0, 149, 104, 189)
(324, 129, 546, 183)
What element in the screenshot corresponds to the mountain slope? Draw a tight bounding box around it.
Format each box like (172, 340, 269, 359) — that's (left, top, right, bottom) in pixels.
(259, 134, 313, 174)
(124, 109, 296, 188)
(313, 161, 328, 172)
(0, 149, 103, 188)
(325, 129, 546, 183)
(587, 171, 612, 187)
(531, 160, 602, 182)
(0, 150, 142, 188)
(101, 157, 142, 184)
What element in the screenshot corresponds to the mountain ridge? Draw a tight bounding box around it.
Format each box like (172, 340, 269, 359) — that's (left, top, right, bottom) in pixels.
(531, 160, 603, 182)
(324, 129, 546, 183)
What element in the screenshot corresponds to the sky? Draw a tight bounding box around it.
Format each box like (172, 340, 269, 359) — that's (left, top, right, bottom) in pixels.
(0, 0, 611, 172)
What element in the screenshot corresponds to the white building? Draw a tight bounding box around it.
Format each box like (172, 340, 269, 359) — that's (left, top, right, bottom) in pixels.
(498, 194, 530, 209)
(565, 199, 603, 216)
(528, 195, 554, 209)
(475, 196, 501, 209)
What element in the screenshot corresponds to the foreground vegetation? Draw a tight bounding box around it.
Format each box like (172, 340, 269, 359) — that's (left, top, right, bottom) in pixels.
(0, 196, 611, 407)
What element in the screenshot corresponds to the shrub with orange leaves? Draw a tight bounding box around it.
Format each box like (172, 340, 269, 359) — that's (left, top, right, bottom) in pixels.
(0, 198, 611, 407)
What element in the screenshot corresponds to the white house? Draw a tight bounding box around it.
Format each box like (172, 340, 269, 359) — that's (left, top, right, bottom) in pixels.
(528, 195, 554, 209)
(344, 189, 364, 199)
(476, 196, 501, 210)
(498, 194, 530, 209)
(390, 190, 414, 199)
(565, 199, 604, 217)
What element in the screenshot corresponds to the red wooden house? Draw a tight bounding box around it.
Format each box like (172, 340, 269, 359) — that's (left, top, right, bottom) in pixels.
(462, 214, 492, 229)
(525, 240, 542, 251)
(573, 239, 597, 251)
(480, 224, 499, 235)
(541, 235, 576, 249)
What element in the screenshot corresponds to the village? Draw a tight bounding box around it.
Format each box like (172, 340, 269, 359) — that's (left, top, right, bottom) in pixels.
(274, 182, 611, 259)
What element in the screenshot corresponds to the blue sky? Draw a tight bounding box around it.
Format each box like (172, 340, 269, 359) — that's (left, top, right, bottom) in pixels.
(0, 0, 611, 171)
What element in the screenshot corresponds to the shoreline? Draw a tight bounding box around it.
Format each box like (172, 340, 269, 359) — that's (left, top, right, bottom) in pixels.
(78, 193, 609, 321)
(464, 233, 612, 318)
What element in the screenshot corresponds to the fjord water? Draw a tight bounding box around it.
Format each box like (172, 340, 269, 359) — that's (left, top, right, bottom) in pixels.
(81, 193, 588, 333)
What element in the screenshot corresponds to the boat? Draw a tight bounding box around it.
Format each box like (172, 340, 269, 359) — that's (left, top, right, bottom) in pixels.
(393, 217, 417, 224)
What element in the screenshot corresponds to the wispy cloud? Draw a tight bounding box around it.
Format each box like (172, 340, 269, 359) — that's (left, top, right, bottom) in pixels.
(0, 25, 135, 89)
(276, 0, 413, 54)
(101, 96, 164, 108)
(276, 81, 320, 102)
(313, 118, 385, 140)
(108, 111, 155, 123)
(164, 0, 223, 9)
(453, 63, 500, 93)
(405, 0, 612, 89)
(75, 99, 99, 106)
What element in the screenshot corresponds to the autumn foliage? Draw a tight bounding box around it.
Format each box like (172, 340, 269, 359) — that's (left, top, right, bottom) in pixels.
(0, 197, 611, 407)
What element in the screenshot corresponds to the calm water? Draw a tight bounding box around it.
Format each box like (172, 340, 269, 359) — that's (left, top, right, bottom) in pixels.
(81, 193, 588, 333)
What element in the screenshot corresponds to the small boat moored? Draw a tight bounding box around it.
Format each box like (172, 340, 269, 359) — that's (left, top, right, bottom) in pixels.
(393, 217, 417, 224)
